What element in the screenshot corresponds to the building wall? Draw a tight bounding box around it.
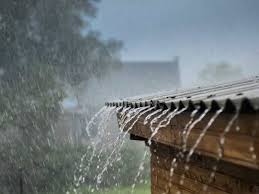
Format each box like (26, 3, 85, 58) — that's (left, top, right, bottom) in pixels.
(150, 143, 259, 194)
(83, 59, 181, 107)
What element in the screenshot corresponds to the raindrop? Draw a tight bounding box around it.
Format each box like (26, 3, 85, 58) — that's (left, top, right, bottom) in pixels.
(249, 146, 255, 152)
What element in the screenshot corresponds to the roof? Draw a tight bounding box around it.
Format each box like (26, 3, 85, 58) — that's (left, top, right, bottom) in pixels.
(105, 76, 259, 112)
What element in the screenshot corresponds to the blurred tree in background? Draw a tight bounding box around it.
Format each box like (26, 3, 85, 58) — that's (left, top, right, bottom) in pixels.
(199, 62, 243, 84)
(0, 0, 121, 86)
(0, 0, 124, 193)
(0, 64, 64, 193)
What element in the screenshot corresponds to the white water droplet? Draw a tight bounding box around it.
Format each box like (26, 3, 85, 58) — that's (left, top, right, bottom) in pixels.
(249, 146, 255, 152)
(184, 165, 189, 171)
(203, 185, 208, 191)
(220, 137, 225, 145)
(212, 165, 217, 171)
(180, 176, 184, 185)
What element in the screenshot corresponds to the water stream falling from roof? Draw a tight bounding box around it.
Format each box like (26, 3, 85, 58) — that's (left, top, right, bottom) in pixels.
(182, 108, 210, 153)
(204, 109, 239, 192)
(71, 79, 259, 194)
(82, 107, 117, 186)
(73, 106, 114, 191)
(95, 106, 150, 190)
(180, 108, 223, 187)
(131, 148, 149, 194)
(150, 109, 170, 131)
(164, 108, 199, 192)
(147, 107, 187, 146)
(187, 108, 223, 161)
(144, 109, 163, 125)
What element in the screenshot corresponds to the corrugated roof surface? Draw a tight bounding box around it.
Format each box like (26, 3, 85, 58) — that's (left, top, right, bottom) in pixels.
(105, 76, 259, 112)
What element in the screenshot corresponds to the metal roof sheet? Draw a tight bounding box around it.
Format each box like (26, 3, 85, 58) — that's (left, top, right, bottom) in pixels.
(105, 76, 259, 112)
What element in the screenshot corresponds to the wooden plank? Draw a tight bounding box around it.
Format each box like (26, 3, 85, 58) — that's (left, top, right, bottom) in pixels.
(154, 166, 230, 194)
(178, 113, 259, 137)
(151, 185, 167, 194)
(150, 143, 259, 194)
(152, 155, 258, 193)
(118, 110, 259, 193)
(124, 114, 259, 169)
(130, 112, 259, 137)
(151, 143, 259, 184)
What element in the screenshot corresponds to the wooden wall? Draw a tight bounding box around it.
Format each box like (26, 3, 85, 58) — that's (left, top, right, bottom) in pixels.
(118, 109, 259, 193)
(125, 111, 259, 169)
(150, 143, 259, 194)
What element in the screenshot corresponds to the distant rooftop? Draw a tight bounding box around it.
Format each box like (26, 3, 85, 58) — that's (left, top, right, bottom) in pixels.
(120, 60, 180, 85)
(85, 58, 181, 105)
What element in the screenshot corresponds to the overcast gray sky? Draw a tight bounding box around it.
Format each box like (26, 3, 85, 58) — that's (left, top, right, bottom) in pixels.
(91, 0, 259, 86)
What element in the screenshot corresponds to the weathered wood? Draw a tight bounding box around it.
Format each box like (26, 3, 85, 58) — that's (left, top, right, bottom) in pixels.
(150, 143, 259, 194)
(118, 109, 259, 194)
(119, 111, 259, 169)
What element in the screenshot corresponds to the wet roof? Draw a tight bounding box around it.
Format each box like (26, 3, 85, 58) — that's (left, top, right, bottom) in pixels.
(105, 76, 259, 112)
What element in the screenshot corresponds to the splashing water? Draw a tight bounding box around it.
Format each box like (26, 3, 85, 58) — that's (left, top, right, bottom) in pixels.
(165, 108, 198, 192)
(180, 108, 223, 186)
(165, 157, 178, 193)
(159, 107, 187, 128)
(85, 106, 108, 141)
(181, 109, 199, 148)
(175, 109, 200, 160)
(131, 148, 149, 194)
(144, 108, 163, 125)
(249, 113, 258, 161)
(73, 106, 124, 193)
(73, 106, 116, 190)
(148, 108, 170, 139)
(204, 110, 239, 192)
(95, 106, 151, 189)
(128, 106, 156, 131)
(147, 107, 188, 186)
(117, 106, 152, 147)
(118, 107, 132, 126)
(95, 106, 126, 161)
(147, 107, 188, 146)
(81, 107, 117, 186)
(106, 106, 155, 164)
(106, 106, 156, 168)
(135, 107, 189, 193)
(120, 107, 148, 130)
(177, 108, 210, 186)
(73, 107, 109, 188)
(95, 106, 156, 190)
(182, 108, 210, 153)
(150, 109, 170, 132)
(187, 108, 223, 162)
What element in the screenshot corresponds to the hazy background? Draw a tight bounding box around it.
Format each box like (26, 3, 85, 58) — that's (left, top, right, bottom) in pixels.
(1, 1, 259, 193)
(90, 0, 259, 87)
